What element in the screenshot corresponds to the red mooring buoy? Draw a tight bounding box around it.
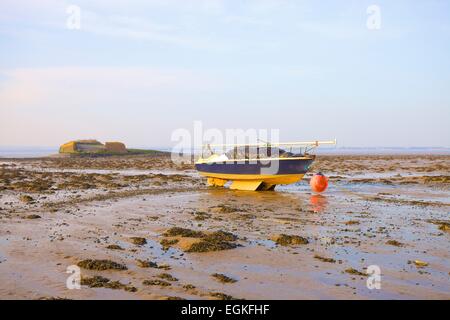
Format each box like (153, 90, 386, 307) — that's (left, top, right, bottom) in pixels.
(310, 172, 328, 193)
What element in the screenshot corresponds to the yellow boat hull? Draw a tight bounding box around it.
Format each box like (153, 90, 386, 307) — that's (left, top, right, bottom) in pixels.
(199, 172, 305, 191)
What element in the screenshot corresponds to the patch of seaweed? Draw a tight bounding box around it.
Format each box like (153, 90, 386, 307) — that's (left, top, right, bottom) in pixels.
(80, 275, 109, 287)
(106, 244, 124, 250)
(136, 259, 158, 268)
(129, 237, 147, 245)
(157, 273, 178, 282)
(212, 273, 237, 283)
(193, 211, 212, 221)
(183, 284, 196, 290)
(386, 240, 404, 247)
(163, 227, 205, 238)
(160, 238, 179, 250)
(77, 259, 127, 270)
(186, 231, 238, 252)
(142, 279, 171, 287)
(209, 292, 239, 300)
(215, 204, 239, 213)
(162, 227, 239, 253)
(81, 275, 137, 292)
(19, 195, 34, 203)
(272, 234, 309, 246)
(24, 214, 41, 219)
(427, 219, 450, 232)
(344, 268, 365, 276)
(314, 255, 336, 263)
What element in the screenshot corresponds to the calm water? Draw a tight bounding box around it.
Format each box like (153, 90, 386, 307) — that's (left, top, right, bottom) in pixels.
(0, 147, 58, 158)
(0, 146, 448, 158)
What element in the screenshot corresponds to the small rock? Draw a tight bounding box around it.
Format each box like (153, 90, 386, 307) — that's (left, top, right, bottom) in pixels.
(413, 260, 429, 267)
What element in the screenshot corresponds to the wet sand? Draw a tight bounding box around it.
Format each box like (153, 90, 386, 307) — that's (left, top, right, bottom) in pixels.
(0, 154, 449, 299)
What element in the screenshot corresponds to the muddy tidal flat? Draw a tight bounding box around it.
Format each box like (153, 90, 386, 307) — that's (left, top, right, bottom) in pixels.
(0, 154, 449, 300)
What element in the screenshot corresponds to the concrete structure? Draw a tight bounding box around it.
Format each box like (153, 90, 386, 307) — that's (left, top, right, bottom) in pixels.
(59, 140, 127, 154)
(104, 142, 127, 153)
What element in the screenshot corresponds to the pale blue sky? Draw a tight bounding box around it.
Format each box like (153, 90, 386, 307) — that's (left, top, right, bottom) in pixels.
(0, 0, 449, 148)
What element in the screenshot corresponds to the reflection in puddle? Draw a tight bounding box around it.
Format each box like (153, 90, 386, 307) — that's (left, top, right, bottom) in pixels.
(200, 187, 308, 206)
(309, 194, 328, 213)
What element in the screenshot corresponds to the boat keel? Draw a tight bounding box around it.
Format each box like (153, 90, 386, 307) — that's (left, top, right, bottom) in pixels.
(230, 180, 264, 191)
(207, 177, 227, 187)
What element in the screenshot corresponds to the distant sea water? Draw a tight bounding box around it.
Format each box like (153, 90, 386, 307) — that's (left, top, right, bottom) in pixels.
(313, 147, 450, 155)
(0, 146, 59, 158)
(162, 146, 450, 156)
(0, 146, 449, 158)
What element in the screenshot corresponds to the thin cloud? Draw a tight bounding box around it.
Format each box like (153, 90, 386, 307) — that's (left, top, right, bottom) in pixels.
(0, 67, 219, 109)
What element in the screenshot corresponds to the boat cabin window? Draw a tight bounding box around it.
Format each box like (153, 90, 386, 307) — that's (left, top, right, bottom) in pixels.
(225, 146, 293, 160)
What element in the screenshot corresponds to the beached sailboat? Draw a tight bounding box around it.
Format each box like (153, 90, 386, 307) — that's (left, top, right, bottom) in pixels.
(195, 140, 336, 191)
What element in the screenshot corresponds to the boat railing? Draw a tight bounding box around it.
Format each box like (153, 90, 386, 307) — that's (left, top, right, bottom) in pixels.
(200, 139, 337, 160)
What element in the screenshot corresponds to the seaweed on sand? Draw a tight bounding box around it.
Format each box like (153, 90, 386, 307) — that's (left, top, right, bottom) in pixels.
(81, 275, 137, 292)
(157, 273, 178, 282)
(194, 211, 212, 221)
(129, 237, 147, 245)
(186, 231, 238, 253)
(163, 227, 205, 238)
(162, 227, 239, 253)
(427, 219, 450, 232)
(106, 244, 124, 250)
(386, 240, 404, 247)
(142, 279, 171, 287)
(211, 273, 237, 284)
(19, 195, 34, 203)
(24, 214, 41, 219)
(183, 284, 196, 290)
(209, 292, 239, 300)
(272, 234, 309, 246)
(80, 275, 109, 287)
(136, 259, 158, 268)
(215, 204, 239, 213)
(77, 259, 127, 270)
(344, 268, 366, 276)
(160, 238, 179, 250)
(205, 230, 238, 242)
(187, 241, 237, 252)
(314, 255, 336, 263)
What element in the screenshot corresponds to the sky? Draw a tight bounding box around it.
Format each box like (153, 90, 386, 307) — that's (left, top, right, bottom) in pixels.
(0, 0, 449, 148)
